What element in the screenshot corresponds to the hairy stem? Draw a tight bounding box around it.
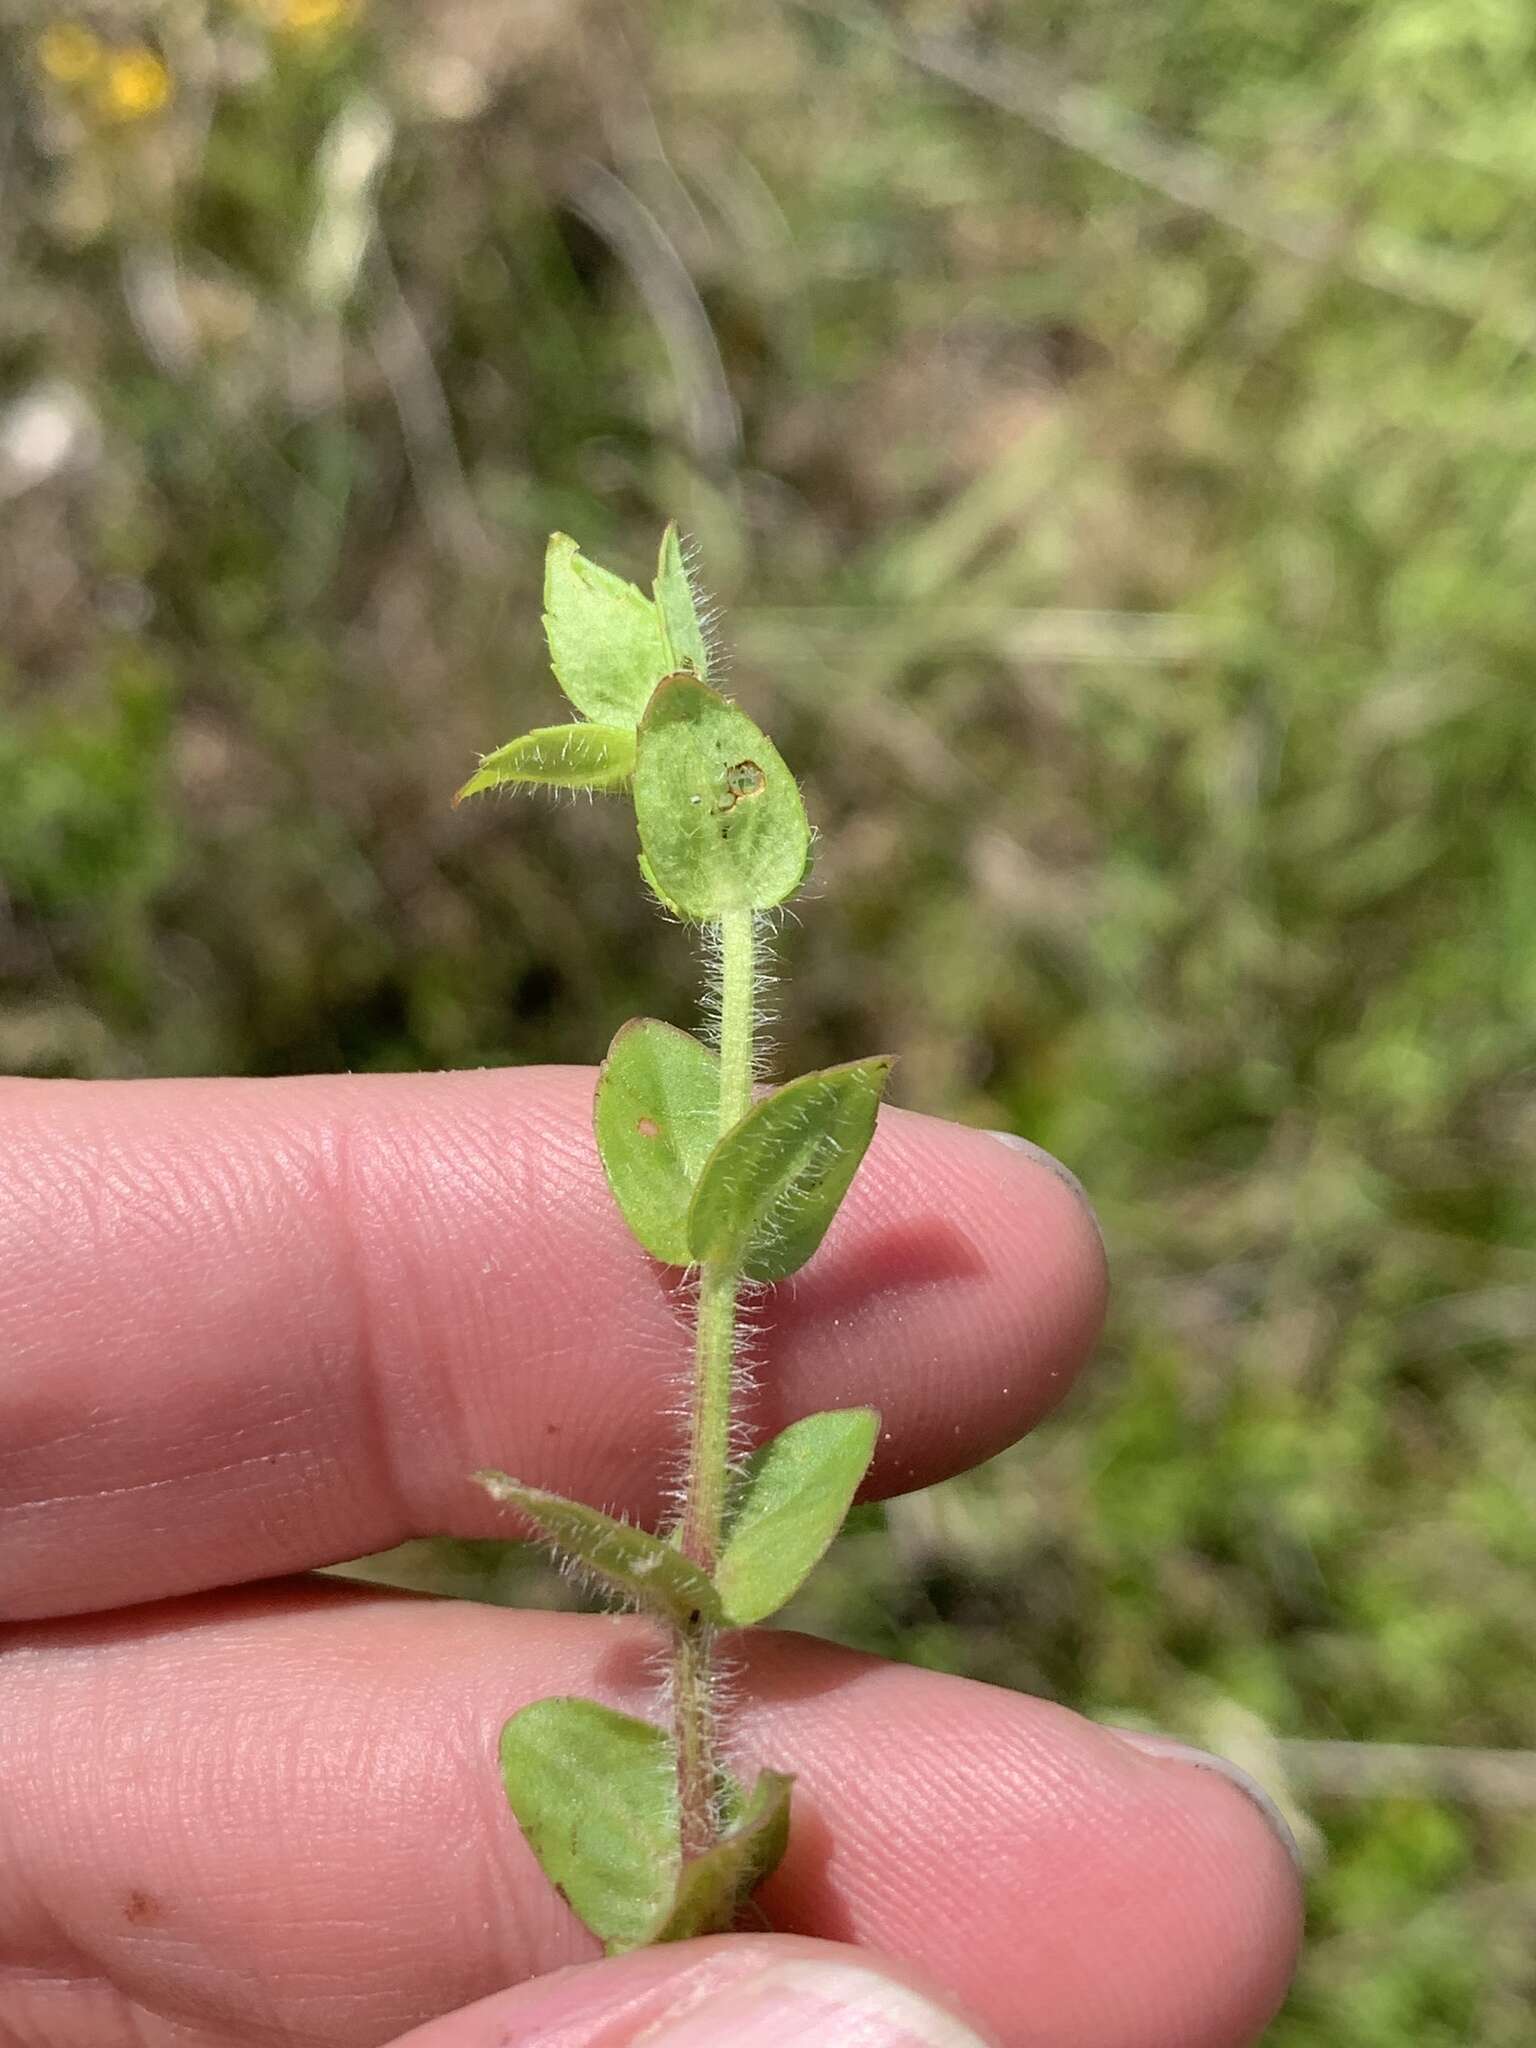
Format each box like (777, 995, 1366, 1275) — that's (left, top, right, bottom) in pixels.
(673, 906, 756, 1860)
(716, 906, 756, 1131)
(681, 1260, 738, 1573)
(671, 1618, 716, 1861)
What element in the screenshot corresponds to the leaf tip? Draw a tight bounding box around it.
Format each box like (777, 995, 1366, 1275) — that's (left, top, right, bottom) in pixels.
(640, 668, 712, 727)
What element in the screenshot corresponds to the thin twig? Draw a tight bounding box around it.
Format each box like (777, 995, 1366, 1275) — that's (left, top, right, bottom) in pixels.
(565, 160, 741, 476)
(369, 242, 497, 572)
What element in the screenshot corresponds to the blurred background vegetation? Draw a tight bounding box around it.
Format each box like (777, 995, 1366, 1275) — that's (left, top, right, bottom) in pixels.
(4, 0, 1536, 2037)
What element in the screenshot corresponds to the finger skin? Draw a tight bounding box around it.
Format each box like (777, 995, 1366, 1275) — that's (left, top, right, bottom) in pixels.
(0, 1587, 1302, 2048)
(387, 1935, 1001, 2047)
(0, 1071, 1105, 1619)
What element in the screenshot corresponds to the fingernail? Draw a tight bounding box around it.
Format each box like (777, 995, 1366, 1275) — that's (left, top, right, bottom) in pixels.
(984, 1131, 1102, 1242)
(1110, 1728, 1306, 1876)
(638, 1956, 995, 2046)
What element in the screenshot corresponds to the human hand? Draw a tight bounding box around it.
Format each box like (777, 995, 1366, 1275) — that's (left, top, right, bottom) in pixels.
(1, 1070, 1301, 2046)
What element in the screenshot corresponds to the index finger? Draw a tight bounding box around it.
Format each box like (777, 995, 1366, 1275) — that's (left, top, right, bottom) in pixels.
(0, 1069, 1105, 1619)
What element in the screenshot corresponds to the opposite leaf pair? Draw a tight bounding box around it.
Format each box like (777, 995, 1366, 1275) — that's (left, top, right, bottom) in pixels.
(476, 1406, 881, 1635)
(595, 1017, 892, 1280)
(477, 1401, 878, 1954)
(501, 1701, 794, 1954)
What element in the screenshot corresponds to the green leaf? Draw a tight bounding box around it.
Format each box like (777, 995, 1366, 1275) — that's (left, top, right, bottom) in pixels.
(653, 524, 710, 680)
(543, 533, 671, 727)
(647, 1770, 794, 1942)
(594, 1018, 720, 1266)
(638, 851, 687, 919)
(453, 723, 635, 804)
(687, 1058, 893, 1280)
(473, 1470, 721, 1625)
(500, 1698, 679, 1953)
(715, 1408, 880, 1625)
(632, 674, 811, 920)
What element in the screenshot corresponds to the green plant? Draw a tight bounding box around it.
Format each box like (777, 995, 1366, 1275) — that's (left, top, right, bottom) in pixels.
(456, 528, 891, 1950)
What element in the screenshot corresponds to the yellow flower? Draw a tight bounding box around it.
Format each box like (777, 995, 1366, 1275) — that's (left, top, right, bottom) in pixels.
(98, 46, 172, 121)
(280, 0, 359, 34)
(36, 21, 103, 85)
(233, 0, 360, 35)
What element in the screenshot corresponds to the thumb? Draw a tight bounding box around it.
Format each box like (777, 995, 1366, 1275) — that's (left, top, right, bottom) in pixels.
(387, 1934, 999, 2047)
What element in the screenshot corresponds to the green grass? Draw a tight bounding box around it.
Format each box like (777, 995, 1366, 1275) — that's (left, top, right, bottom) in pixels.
(5, 0, 1536, 2034)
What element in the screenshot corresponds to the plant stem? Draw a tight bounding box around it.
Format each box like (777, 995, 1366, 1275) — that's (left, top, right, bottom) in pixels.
(672, 1618, 716, 1862)
(673, 906, 756, 1860)
(681, 1260, 738, 1574)
(716, 906, 756, 1131)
